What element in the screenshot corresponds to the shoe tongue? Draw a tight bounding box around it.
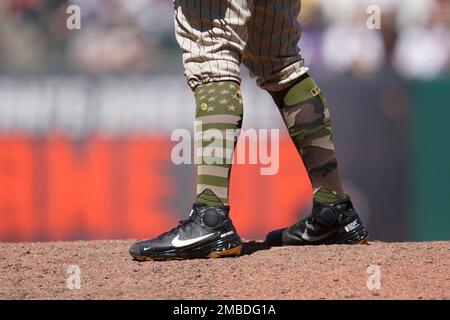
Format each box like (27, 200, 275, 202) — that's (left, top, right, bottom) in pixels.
(313, 187, 346, 203)
(195, 189, 225, 206)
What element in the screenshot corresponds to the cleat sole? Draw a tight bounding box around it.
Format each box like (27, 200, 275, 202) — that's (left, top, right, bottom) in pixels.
(207, 244, 242, 258)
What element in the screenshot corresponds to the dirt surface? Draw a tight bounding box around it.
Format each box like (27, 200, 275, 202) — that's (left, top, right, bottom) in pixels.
(0, 240, 449, 300)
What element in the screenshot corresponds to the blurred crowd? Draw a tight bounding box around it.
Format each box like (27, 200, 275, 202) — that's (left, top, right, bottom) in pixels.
(0, 0, 449, 79)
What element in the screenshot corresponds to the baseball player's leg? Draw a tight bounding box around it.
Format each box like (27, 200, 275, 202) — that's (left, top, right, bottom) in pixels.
(194, 81, 243, 206)
(243, 0, 344, 201)
(270, 74, 346, 202)
(129, 1, 250, 260)
(266, 74, 369, 246)
(175, 0, 250, 89)
(243, 0, 368, 245)
(175, 0, 250, 207)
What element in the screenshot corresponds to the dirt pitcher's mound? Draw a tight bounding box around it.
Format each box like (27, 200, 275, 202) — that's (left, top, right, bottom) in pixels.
(0, 240, 448, 300)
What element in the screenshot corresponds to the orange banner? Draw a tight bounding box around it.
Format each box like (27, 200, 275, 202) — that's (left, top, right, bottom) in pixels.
(0, 135, 312, 242)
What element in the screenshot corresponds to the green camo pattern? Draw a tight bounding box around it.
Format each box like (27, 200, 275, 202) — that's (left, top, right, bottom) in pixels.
(279, 77, 345, 201)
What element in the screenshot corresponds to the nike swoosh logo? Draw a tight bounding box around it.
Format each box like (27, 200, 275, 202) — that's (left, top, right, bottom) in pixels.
(171, 233, 215, 248)
(143, 247, 151, 251)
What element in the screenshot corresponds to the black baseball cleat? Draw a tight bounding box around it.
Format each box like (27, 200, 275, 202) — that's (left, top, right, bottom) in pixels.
(129, 203, 242, 261)
(265, 198, 369, 246)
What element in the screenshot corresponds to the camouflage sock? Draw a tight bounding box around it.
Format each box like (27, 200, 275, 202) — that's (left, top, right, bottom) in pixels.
(271, 75, 346, 202)
(194, 81, 243, 206)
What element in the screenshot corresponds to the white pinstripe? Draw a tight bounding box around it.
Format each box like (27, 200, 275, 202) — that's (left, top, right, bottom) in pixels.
(174, 0, 308, 92)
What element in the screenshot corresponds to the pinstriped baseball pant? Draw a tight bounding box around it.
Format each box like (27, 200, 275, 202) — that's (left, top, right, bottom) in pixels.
(174, 0, 309, 92)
